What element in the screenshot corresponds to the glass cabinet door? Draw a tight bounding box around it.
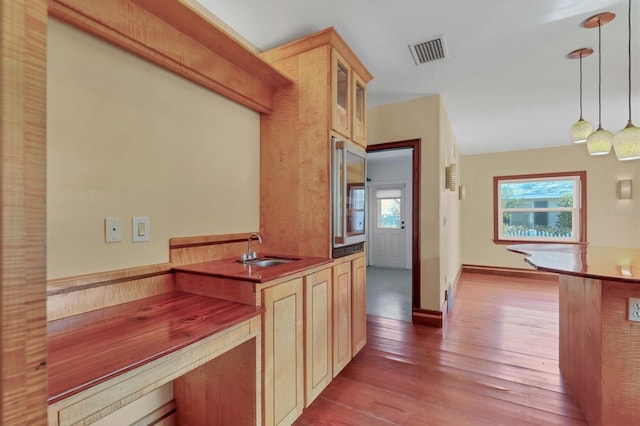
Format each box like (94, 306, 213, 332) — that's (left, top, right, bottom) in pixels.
(332, 137, 367, 246)
(352, 73, 366, 146)
(346, 151, 365, 237)
(332, 50, 351, 138)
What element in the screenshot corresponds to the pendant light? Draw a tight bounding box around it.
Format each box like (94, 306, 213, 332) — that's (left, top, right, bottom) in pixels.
(569, 48, 593, 143)
(584, 12, 615, 156)
(612, 0, 640, 161)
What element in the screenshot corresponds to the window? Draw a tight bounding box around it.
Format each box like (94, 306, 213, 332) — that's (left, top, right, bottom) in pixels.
(376, 188, 402, 229)
(493, 171, 586, 244)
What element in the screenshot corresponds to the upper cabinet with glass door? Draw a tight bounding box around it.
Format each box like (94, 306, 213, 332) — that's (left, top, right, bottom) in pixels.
(332, 50, 351, 139)
(331, 49, 368, 147)
(259, 27, 372, 257)
(352, 72, 367, 146)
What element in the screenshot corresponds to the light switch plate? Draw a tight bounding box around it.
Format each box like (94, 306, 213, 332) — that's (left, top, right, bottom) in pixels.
(132, 216, 150, 242)
(105, 217, 122, 243)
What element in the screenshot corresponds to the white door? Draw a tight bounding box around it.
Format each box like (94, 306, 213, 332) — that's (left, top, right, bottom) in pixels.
(370, 184, 406, 268)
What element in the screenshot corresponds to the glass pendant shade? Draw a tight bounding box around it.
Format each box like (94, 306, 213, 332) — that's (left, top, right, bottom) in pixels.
(613, 122, 640, 160)
(568, 48, 593, 144)
(570, 118, 592, 143)
(586, 127, 613, 155)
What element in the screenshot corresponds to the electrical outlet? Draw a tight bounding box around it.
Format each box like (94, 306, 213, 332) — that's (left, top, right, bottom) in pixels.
(628, 298, 640, 322)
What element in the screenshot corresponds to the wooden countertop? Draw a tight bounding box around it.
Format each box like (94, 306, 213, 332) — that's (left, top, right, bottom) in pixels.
(47, 291, 263, 403)
(172, 254, 332, 283)
(508, 244, 640, 283)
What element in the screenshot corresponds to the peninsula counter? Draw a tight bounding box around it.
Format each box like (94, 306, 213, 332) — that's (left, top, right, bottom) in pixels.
(508, 244, 640, 426)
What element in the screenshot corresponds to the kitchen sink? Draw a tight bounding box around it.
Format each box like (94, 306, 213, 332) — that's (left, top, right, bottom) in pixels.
(249, 259, 292, 267)
(239, 257, 296, 267)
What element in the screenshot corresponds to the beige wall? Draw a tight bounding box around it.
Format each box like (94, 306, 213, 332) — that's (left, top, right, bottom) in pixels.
(439, 103, 462, 301)
(461, 144, 640, 269)
(47, 19, 260, 279)
(368, 95, 462, 311)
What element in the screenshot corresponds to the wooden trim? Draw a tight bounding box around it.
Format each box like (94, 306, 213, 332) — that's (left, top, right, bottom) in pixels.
(169, 232, 255, 250)
(260, 27, 372, 83)
(48, 0, 292, 114)
(411, 308, 442, 328)
(0, 0, 49, 423)
(493, 171, 587, 244)
(169, 233, 256, 266)
(462, 264, 559, 281)
(47, 263, 172, 295)
(47, 274, 175, 321)
(367, 139, 421, 309)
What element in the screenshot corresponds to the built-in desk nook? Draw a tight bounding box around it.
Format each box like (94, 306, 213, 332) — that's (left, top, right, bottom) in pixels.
(47, 291, 263, 425)
(508, 244, 640, 426)
(43, 225, 365, 426)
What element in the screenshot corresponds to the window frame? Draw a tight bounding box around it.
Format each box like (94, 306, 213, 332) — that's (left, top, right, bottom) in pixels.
(493, 171, 587, 245)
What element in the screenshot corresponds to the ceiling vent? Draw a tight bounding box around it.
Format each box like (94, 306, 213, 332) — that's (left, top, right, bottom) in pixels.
(409, 36, 447, 65)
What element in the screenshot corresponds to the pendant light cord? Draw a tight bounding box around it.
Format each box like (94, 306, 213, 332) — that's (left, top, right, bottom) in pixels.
(598, 18, 603, 128)
(579, 54, 584, 119)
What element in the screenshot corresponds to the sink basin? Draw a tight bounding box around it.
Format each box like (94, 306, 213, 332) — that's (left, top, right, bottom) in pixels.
(238, 257, 297, 267)
(248, 259, 293, 267)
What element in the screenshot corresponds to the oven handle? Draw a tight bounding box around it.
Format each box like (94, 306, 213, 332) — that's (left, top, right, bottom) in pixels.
(332, 136, 346, 245)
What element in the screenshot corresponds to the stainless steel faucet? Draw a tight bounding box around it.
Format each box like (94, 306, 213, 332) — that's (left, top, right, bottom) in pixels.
(241, 233, 262, 263)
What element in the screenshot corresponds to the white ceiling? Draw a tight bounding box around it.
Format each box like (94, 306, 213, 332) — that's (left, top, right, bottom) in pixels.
(196, 0, 639, 156)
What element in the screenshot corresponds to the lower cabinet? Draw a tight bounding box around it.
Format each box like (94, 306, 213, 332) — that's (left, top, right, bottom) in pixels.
(261, 254, 366, 425)
(303, 268, 333, 406)
(351, 255, 367, 356)
(262, 278, 304, 426)
(332, 261, 352, 377)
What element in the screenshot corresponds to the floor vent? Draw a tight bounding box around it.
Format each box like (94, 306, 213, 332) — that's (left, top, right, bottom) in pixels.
(409, 36, 447, 65)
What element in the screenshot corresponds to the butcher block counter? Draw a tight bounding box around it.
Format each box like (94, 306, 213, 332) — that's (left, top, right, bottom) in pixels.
(47, 291, 263, 426)
(508, 244, 640, 426)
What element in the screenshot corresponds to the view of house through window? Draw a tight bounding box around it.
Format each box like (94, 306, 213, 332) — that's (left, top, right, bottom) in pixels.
(376, 188, 402, 228)
(493, 171, 586, 243)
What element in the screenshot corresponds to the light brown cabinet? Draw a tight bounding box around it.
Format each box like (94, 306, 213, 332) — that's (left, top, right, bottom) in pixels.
(259, 28, 372, 258)
(262, 278, 304, 426)
(258, 26, 371, 424)
(332, 261, 352, 377)
(303, 268, 333, 406)
(351, 255, 367, 356)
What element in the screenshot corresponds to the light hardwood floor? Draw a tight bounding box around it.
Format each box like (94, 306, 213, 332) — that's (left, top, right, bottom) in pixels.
(295, 272, 587, 425)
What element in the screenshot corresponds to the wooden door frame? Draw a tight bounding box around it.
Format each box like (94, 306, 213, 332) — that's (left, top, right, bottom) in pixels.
(366, 139, 421, 309)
